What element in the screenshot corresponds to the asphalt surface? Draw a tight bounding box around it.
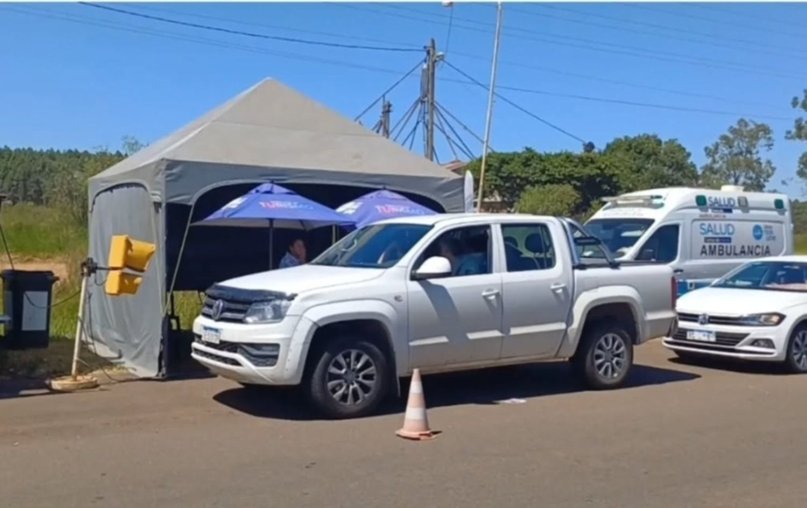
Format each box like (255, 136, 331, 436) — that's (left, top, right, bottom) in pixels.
(1, 340, 805, 508)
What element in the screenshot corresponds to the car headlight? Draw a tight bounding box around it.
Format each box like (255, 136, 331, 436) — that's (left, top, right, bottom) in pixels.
(739, 313, 785, 326)
(243, 299, 292, 324)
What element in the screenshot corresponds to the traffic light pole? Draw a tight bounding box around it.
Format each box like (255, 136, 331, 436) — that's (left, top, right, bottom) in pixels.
(70, 259, 103, 379)
(70, 268, 88, 379)
(52, 257, 107, 391)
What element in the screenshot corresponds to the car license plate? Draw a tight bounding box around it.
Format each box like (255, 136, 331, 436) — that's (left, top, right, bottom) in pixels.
(687, 329, 716, 343)
(201, 327, 221, 344)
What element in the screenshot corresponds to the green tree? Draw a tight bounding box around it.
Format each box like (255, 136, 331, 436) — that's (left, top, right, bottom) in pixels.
(786, 90, 807, 183)
(466, 150, 537, 209)
(700, 118, 776, 191)
(602, 134, 698, 190)
(121, 135, 146, 156)
(516, 184, 581, 216)
(467, 149, 625, 211)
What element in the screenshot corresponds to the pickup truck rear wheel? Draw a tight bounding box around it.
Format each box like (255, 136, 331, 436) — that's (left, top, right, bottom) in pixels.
(573, 323, 633, 389)
(306, 337, 390, 419)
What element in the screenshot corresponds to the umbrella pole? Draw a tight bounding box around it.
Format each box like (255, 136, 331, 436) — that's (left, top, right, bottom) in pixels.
(269, 219, 274, 269)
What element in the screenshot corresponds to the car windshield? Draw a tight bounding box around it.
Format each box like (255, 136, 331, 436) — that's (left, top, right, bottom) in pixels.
(585, 218, 654, 257)
(310, 223, 432, 269)
(714, 261, 807, 292)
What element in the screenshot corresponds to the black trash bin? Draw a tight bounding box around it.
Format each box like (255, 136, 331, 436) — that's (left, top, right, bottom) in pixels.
(1, 270, 58, 349)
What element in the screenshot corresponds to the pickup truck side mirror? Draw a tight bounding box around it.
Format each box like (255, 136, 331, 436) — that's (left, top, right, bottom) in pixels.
(412, 256, 453, 280)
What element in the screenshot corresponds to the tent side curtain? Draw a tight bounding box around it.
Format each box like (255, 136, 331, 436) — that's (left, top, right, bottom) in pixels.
(88, 182, 164, 377)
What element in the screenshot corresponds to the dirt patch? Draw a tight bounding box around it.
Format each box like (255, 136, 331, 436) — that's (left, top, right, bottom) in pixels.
(0, 260, 71, 283)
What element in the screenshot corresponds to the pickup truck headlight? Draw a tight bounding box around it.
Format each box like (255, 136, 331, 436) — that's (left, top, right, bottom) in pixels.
(739, 313, 785, 326)
(243, 299, 292, 324)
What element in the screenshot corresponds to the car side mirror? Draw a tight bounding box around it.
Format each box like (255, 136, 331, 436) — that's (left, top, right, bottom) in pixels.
(412, 256, 452, 280)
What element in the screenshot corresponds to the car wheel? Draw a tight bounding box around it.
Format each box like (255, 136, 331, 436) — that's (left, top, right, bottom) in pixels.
(573, 322, 634, 389)
(785, 326, 807, 374)
(306, 336, 390, 419)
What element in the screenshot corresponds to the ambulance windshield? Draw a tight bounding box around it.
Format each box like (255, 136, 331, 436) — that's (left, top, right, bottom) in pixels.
(585, 218, 654, 257)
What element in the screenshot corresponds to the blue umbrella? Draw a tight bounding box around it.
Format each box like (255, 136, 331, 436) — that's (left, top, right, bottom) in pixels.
(336, 189, 435, 229)
(198, 183, 355, 267)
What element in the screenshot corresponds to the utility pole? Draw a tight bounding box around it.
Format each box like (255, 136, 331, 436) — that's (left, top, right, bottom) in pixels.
(476, 2, 503, 213)
(423, 38, 438, 161)
(381, 100, 392, 138)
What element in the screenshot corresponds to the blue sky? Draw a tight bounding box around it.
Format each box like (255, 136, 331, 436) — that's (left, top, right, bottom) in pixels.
(1, 2, 805, 196)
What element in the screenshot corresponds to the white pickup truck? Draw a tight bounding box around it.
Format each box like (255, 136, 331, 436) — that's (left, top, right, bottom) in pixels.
(192, 214, 677, 418)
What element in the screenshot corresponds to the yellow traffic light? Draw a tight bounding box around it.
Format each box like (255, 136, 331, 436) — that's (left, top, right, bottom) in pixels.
(107, 235, 156, 271)
(105, 271, 144, 296)
(105, 235, 156, 296)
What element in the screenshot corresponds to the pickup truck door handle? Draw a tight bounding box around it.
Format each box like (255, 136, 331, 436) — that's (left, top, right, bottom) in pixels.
(550, 282, 567, 292)
(481, 288, 500, 299)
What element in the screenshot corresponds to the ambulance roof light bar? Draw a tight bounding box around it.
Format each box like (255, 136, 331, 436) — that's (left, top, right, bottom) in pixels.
(601, 195, 664, 208)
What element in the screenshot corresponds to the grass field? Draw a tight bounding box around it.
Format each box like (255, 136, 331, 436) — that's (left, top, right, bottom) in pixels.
(0, 204, 201, 378)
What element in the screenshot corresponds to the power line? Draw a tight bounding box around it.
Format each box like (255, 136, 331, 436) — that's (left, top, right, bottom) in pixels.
(133, 2, 423, 50)
(3, 6, 410, 77)
(635, 3, 807, 40)
(434, 105, 477, 159)
(698, 3, 807, 31)
(495, 84, 793, 122)
(442, 59, 795, 147)
(354, 59, 425, 121)
(448, 49, 781, 110)
(437, 66, 792, 123)
(344, 3, 806, 80)
(442, 60, 588, 145)
(391, 97, 421, 141)
(79, 2, 422, 53)
(435, 102, 485, 146)
(443, 5, 455, 57)
(526, 4, 807, 58)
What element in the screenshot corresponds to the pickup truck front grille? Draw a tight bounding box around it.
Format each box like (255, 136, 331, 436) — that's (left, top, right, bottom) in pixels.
(193, 336, 279, 368)
(672, 328, 748, 347)
(193, 348, 241, 367)
(678, 313, 746, 326)
(201, 297, 250, 323)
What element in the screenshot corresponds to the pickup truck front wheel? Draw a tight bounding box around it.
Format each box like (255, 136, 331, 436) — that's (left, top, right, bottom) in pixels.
(573, 323, 634, 390)
(306, 337, 390, 419)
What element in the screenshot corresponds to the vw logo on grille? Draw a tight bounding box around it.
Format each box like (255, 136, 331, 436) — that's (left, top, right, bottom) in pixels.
(211, 300, 225, 321)
(698, 313, 709, 325)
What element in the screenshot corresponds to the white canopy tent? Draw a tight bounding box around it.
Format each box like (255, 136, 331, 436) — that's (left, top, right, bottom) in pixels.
(87, 78, 464, 377)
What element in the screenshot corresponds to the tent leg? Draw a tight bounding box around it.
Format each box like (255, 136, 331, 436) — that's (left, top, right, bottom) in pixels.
(70, 273, 88, 380)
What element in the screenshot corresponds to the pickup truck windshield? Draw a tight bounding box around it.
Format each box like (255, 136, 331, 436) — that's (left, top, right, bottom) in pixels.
(585, 218, 654, 256)
(311, 223, 432, 269)
(714, 261, 807, 292)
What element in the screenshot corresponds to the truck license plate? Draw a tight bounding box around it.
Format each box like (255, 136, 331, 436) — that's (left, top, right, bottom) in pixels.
(202, 327, 221, 344)
(687, 329, 716, 343)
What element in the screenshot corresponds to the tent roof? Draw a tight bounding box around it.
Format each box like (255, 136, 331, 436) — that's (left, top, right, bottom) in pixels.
(94, 78, 462, 182)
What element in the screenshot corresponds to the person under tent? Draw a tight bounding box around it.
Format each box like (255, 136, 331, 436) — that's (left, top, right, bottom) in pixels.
(279, 236, 307, 269)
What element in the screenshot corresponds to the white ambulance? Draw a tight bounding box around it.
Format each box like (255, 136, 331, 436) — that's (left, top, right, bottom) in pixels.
(584, 186, 793, 295)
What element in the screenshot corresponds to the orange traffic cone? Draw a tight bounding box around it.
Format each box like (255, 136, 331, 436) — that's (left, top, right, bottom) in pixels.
(396, 369, 439, 440)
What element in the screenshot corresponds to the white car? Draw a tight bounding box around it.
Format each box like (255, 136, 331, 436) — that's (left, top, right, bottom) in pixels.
(663, 256, 807, 372)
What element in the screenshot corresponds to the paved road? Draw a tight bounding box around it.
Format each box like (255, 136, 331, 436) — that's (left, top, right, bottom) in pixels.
(1, 340, 804, 508)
